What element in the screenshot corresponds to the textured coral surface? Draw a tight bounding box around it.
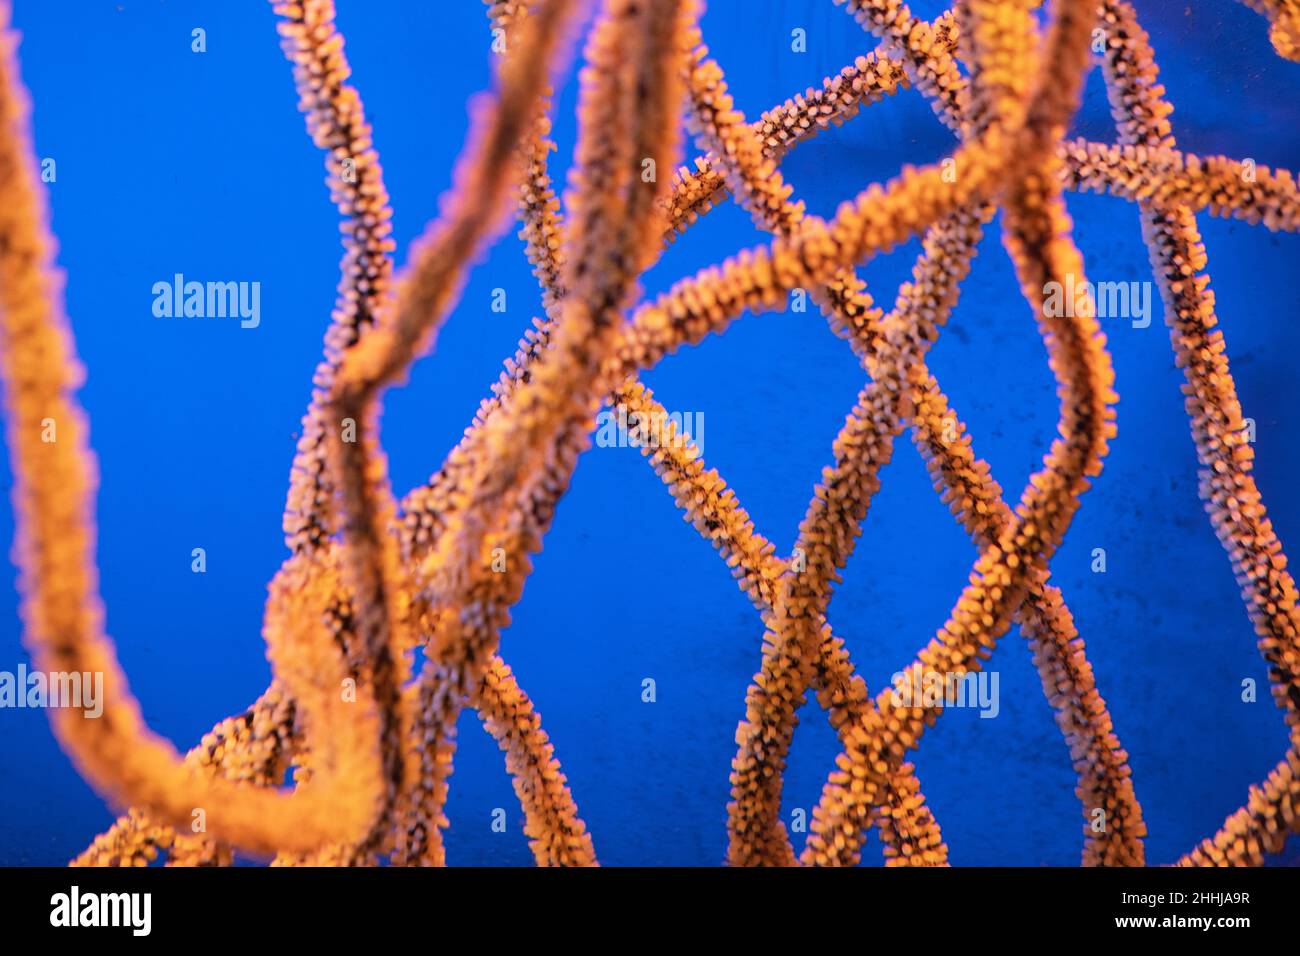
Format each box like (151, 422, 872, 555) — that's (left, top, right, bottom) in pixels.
(0, 0, 1298, 866)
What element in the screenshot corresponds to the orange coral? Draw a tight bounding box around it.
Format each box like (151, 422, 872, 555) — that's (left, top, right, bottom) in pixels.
(0, 0, 1293, 867)
(1240, 0, 1300, 61)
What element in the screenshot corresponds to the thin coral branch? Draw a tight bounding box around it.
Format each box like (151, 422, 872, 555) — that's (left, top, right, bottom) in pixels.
(1061, 138, 1300, 230)
(1091, 0, 1300, 865)
(274, 0, 397, 557)
(475, 657, 596, 865)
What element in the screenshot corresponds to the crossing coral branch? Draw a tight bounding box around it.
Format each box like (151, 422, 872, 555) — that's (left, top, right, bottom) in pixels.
(0, 0, 1291, 868)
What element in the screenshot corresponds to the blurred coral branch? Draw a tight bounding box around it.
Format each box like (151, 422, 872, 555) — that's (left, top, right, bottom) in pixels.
(0, 0, 1294, 867)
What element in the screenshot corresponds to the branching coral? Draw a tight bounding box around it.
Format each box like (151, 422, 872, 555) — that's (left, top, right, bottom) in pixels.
(0, 0, 1296, 867)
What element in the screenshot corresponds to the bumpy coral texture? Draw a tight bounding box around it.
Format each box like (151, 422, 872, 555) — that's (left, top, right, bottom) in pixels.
(0, 0, 1296, 867)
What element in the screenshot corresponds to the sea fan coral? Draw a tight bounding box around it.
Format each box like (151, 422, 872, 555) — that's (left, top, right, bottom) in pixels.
(0, 0, 1297, 867)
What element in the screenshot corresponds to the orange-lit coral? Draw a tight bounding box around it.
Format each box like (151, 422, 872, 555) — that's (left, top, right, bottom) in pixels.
(0, 0, 1296, 867)
(1240, 0, 1300, 61)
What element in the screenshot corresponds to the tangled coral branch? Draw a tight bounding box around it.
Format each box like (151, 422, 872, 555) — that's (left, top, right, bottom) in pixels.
(0, 0, 1295, 867)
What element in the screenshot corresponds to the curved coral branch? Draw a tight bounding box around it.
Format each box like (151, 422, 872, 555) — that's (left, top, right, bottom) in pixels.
(0, 3, 390, 858)
(274, 0, 396, 557)
(73, 688, 296, 867)
(1239, 0, 1300, 61)
(1091, 0, 1300, 865)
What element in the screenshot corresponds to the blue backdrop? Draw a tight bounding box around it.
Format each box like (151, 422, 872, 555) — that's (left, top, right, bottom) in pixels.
(1, 0, 1298, 866)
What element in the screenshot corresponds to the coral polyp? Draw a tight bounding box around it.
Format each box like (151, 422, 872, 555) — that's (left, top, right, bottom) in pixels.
(0, 0, 1297, 867)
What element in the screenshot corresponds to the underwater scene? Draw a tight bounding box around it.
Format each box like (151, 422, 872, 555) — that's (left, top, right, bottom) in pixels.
(0, 0, 1298, 869)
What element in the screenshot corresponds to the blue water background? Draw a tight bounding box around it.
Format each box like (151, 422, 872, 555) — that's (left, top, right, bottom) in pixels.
(0, 0, 1298, 865)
